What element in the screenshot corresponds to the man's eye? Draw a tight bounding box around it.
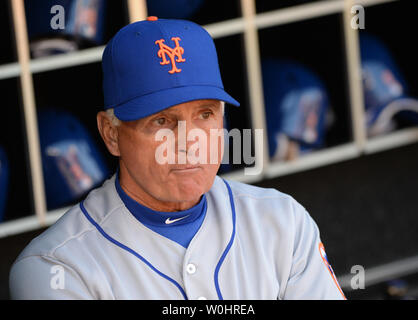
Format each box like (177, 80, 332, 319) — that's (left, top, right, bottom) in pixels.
(200, 111, 212, 119)
(154, 118, 166, 126)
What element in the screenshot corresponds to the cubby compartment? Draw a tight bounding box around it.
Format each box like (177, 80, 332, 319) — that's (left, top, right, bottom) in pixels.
(256, 0, 322, 13)
(0, 78, 33, 221)
(258, 14, 352, 162)
(0, 1, 16, 65)
(358, 1, 418, 139)
(33, 64, 116, 211)
(213, 34, 253, 174)
(24, 0, 128, 59)
(146, 0, 241, 25)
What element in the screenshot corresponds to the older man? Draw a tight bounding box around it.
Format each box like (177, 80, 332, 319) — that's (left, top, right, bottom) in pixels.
(9, 17, 345, 300)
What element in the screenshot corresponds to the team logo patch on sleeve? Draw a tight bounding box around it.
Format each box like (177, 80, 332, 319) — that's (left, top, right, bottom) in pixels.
(319, 242, 346, 299)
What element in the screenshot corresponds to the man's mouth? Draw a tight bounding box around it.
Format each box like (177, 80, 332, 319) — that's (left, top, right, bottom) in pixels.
(170, 165, 202, 173)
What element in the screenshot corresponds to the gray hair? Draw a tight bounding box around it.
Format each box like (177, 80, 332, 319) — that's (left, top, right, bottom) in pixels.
(106, 101, 225, 127)
(106, 108, 121, 127)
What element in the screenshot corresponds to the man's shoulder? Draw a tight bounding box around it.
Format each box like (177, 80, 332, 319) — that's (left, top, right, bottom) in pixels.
(220, 176, 303, 209)
(224, 177, 288, 200)
(217, 176, 310, 224)
(14, 175, 120, 263)
(15, 203, 93, 263)
(9, 201, 101, 299)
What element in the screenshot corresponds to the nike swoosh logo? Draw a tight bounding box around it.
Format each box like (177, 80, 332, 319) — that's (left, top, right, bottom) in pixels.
(165, 215, 190, 225)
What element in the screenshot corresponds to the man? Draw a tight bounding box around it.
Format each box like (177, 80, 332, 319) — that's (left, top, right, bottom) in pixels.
(9, 17, 345, 300)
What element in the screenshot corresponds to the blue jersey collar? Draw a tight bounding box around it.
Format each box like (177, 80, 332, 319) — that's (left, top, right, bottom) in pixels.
(115, 173, 206, 228)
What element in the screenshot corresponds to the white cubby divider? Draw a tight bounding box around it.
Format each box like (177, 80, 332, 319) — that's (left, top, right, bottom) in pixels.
(10, 0, 47, 226)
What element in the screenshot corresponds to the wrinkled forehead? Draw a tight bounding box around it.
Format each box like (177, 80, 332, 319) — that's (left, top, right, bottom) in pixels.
(147, 99, 224, 118)
(120, 99, 225, 129)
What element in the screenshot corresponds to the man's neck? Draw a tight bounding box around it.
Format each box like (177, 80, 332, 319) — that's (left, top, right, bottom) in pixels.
(117, 165, 201, 212)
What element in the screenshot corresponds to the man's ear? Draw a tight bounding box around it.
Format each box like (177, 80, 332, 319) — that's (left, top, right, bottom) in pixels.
(97, 111, 120, 157)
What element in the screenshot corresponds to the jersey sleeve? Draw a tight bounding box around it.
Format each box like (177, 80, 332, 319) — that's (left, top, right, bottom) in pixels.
(282, 200, 346, 300)
(9, 255, 94, 300)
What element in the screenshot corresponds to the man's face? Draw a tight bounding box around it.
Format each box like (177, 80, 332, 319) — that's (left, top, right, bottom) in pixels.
(111, 99, 224, 210)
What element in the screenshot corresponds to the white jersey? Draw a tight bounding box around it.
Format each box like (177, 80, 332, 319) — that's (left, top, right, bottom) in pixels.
(9, 175, 345, 300)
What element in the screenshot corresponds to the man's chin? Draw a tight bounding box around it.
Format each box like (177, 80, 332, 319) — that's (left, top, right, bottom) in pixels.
(166, 173, 213, 200)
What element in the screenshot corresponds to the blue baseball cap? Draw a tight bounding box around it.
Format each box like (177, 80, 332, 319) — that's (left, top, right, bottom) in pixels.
(38, 109, 110, 210)
(262, 59, 330, 158)
(360, 33, 418, 136)
(102, 17, 240, 121)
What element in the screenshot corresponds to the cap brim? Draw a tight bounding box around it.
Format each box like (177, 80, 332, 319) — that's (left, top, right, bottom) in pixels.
(113, 85, 240, 121)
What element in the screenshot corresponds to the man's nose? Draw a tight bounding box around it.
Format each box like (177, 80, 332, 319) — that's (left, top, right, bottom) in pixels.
(175, 120, 202, 152)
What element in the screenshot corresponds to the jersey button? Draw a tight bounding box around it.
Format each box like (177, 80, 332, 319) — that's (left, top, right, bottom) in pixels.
(186, 263, 197, 274)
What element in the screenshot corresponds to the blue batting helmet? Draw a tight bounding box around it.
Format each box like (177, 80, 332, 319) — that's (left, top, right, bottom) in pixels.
(262, 59, 331, 160)
(38, 109, 110, 210)
(360, 33, 418, 136)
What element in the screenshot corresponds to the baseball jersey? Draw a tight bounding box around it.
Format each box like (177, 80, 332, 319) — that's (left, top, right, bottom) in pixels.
(9, 175, 345, 300)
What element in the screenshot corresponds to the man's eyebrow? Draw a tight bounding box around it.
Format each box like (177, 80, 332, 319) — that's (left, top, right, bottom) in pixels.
(146, 102, 221, 120)
(149, 110, 172, 118)
(196, 103, 221, 110)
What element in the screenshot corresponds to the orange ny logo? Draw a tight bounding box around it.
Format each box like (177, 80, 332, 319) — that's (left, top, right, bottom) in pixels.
(155, 37, 186, 74)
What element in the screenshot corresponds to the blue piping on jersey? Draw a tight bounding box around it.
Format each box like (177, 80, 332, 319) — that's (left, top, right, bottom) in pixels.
(79, 201, 188, 300)
(214, 179, 237, 300)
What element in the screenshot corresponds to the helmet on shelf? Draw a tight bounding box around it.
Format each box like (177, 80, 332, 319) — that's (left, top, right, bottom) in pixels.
(24, 0, 107, 57)
(38, 108, 110, 210)
(359, 33, 418, 137)
(262, 59, 332, 161)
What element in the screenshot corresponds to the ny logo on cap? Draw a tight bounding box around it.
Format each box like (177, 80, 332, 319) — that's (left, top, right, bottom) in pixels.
(155, 37, 186, 74)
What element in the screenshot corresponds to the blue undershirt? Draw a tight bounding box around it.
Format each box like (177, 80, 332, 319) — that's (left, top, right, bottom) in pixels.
(115, 174, 207, 248)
